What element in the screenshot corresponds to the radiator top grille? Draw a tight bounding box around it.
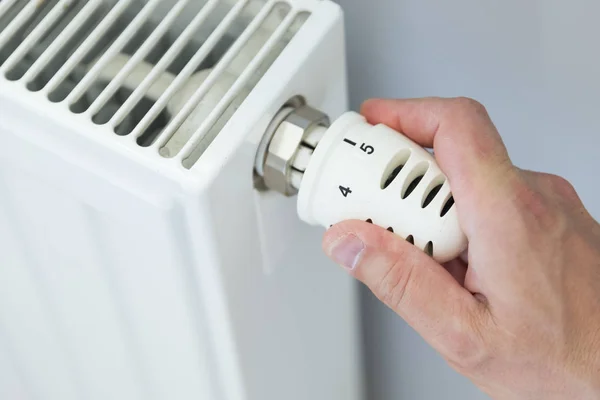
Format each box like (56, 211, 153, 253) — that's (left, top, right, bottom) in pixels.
(0, 0, 310, 169)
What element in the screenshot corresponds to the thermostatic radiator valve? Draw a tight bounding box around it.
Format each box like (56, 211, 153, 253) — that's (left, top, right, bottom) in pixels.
(255, 104, 468, 263)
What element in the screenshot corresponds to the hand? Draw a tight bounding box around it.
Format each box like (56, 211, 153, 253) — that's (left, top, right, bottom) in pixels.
(323, 97, 600, 399)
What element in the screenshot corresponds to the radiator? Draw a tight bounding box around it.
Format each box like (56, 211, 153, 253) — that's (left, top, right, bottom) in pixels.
(0, 1, 466, 399)
(0, 1, 362, 399)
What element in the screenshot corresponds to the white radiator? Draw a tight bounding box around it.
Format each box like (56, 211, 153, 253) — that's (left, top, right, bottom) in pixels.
(0, 0, 468, 398)
(0, 1, 363, 399)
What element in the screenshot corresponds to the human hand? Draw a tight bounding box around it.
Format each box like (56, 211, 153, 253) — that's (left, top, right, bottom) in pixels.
(323, 97, 600, 399)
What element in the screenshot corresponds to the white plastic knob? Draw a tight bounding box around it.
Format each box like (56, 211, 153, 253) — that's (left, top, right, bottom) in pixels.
(297, 112, 467, 263)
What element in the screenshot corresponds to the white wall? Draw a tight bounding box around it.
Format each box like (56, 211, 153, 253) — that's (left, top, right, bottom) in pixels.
(334, 0, 600, 398)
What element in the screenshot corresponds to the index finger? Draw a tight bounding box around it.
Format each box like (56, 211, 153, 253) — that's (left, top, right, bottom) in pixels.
(361, 97, 519, 234)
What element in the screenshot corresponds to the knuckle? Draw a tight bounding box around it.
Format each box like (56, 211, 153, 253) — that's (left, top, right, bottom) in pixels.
(549, 174, 580, 202)
(453, 96, 488, 116)
(375, 252, 416, 312)
(530, 172, 579, 201)
(513, 178, 566, 231)
(513, 179, 549, 214)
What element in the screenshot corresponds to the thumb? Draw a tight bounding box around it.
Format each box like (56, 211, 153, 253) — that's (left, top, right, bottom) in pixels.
(324, 220, 488, 363)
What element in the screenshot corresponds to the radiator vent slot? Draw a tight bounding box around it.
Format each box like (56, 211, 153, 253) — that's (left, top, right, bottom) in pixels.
(0, 0, 309, 169)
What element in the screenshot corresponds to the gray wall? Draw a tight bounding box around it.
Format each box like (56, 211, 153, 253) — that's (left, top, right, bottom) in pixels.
(334, 1, 600, 399)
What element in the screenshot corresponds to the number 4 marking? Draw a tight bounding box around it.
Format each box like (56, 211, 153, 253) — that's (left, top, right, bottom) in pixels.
(339, 185, 352, 197)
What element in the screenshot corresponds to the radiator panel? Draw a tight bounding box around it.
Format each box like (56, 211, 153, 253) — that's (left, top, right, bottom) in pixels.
(0, 160, 215, 399)
(0, 325, 30, 400)
(0, 173, 80, 400)
(0, 1, 361, 399)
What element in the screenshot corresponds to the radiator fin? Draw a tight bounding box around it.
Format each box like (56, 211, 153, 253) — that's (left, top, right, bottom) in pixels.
(0, 0, 309, 169)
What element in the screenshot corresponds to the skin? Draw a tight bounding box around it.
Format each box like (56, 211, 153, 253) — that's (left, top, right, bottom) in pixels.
(323, 97, 600, 399)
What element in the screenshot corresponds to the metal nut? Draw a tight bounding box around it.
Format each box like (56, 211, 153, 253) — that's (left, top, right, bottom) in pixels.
(258, 105, 329, 196)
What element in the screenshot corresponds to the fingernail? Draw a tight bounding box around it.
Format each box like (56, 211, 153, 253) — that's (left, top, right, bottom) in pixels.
(327, 234, 365, 270)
